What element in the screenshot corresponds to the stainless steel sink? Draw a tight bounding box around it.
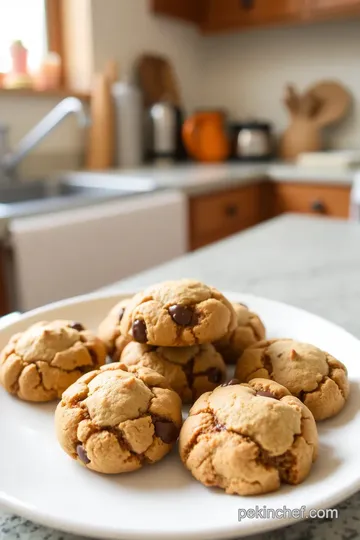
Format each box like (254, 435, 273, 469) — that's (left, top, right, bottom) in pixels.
(0, 175, 160, 218)
(0, 179, 122, 204)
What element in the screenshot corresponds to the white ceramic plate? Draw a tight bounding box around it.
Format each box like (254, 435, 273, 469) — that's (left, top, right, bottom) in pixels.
(0, 291, 360, 540)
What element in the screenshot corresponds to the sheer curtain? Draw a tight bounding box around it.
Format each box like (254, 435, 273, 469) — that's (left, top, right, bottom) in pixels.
(0, 0, 47, 72)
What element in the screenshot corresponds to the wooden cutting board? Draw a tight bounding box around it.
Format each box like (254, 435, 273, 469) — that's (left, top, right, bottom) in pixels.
(136, 54, 181, 106)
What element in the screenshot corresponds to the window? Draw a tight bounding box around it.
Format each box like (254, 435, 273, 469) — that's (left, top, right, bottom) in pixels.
(0, 0, 90, 96)
(0, 0, 47, 72)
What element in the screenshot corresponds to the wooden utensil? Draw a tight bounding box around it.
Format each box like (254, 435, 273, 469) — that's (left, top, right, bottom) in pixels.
(304, 81, 351, 127)
(86, 60, 118, 169)
(136, 54, 181, 106)
(283, 84, 300, 117)
(280, 80, 352, 161)
(299, 92, 322, 119)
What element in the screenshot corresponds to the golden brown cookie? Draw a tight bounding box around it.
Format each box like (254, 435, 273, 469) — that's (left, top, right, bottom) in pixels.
(120, 280, 237, 347)
(55, 362, 182, 474)
(235, 339, 349, 421)
(98, 298, 132, 360)
(120, 341, 226, 403)
(0, 320, 106, 402)
(214, 302, 266, 364)
(179, 378, 318, 495)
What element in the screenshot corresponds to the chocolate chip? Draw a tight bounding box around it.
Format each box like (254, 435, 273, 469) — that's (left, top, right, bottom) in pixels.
(207, 368, 223, 384)
(76, 444, 90, 464)
(69, 322, 85, 331)
(118, 307, 125, 323)
(256, 390, 279, 400)
(132, 319, 147, 343)
(168, 304, 197, 326)
(154, 420, 179, 444)
(221, 378, 240, 387)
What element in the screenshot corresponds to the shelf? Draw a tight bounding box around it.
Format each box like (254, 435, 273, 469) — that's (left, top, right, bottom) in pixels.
(0, 86, 90, 101)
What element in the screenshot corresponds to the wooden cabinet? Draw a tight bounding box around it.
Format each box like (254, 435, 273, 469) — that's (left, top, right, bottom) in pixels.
(201, 0, 306, 32)
(150, 0, 202, 24)
(151, 0, 360, 32)
(311, 0, 360, 14)
(188, 180, 350, 251)
(189, 182, 269, 250)
(0, 243, 10, 316)
(273, 182, 351, 218)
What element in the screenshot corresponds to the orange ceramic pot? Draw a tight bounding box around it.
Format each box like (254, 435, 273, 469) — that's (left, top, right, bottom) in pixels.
(182, 111, 230, 162)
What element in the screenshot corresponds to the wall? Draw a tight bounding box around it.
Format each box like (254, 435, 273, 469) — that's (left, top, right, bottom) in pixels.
(91, 0, 201, 113)
(199, 19, 360, 149)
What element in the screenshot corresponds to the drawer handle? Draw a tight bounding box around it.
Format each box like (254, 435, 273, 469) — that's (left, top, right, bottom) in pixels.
(240, 0, 255, 9)
(311, 200, 326, 213)
(225, 204, 239, 217)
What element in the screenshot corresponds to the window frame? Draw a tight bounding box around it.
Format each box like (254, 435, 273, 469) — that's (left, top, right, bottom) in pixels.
(0, 0, 91, 99)
(45, 0, 66, 88)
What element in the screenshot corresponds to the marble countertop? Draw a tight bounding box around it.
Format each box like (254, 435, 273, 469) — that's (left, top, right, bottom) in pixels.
(2, 214, 360, 540)
(0, 161, 354, 239)
(64, 161, 356, 197)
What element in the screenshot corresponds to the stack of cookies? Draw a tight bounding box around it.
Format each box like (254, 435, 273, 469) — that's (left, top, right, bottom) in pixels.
(0, 278, 351, 497)
(99, 280, 239, 403)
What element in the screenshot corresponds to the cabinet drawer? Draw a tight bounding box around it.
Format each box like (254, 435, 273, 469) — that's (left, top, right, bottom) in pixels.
(189, 183, 263, 249)
(274, 183, 351, 218)
(202, 0, 306, 32)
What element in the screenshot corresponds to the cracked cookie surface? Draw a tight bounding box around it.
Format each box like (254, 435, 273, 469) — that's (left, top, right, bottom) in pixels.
(214, 303, 266, 364)
(179, 378, 318, 495)
(98, 298, 132, 360)
(120, 280, 237, 347)
(55, 362, 182, 474)
(0, 320, 106, 402)
(120, 341, 226, 403)
(235, 339, 349, 421)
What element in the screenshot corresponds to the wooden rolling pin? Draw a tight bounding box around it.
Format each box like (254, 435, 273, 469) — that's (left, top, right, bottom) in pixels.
(86, 60, 118, 169)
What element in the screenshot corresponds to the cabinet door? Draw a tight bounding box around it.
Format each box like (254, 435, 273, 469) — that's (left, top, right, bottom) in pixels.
(202, 0, 306, 32)
(313, 0, 360, 9)
(273, 183, 351, 218)
(0, 244, 10, 315)
(310, 0, 360, 17)
(150, 0, 202, 23)
(189, 183, 265, 250)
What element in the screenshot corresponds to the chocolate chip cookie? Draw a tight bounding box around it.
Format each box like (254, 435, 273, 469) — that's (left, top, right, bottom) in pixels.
(120, 280, 237, 347)
(98, 298, 132, 361)
(214, 303, 266, 364)
(179, 378, 318, 495)
(235, 339, 350, 421)
(55, 362, 182, 474)
(0, 320, 106, 402)
(120, 341, 226, 403)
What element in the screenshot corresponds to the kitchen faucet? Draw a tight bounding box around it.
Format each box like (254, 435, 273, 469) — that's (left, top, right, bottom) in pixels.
(0, 97, 89, 184)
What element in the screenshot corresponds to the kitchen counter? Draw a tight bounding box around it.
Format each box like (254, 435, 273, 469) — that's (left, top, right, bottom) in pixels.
(0, 161, 355, 241)
(2, 214, 360, 540)
(78, 161, 357, 196)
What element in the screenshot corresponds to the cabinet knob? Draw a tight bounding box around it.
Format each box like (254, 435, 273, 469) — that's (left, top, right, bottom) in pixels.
(225, 204, 238, 217)
(311, 200, 326, 213)
(240, 0, 255, 9)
